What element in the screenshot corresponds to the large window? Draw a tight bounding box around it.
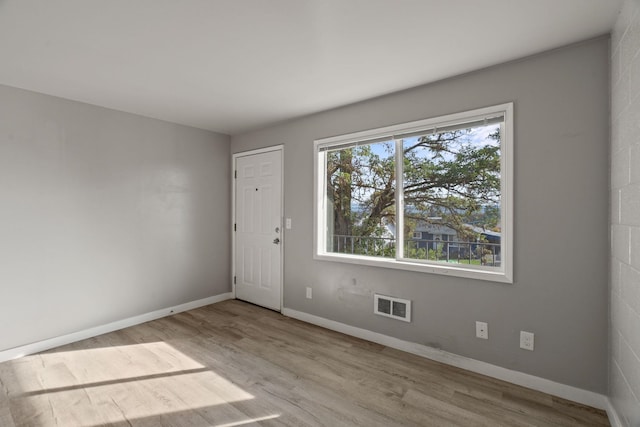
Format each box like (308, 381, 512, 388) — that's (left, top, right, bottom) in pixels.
(314, 104, 513, 282)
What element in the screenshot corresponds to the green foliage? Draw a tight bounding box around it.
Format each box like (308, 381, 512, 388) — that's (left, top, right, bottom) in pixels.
(403, 129, 500, 235)
(326, 125, 501, 254)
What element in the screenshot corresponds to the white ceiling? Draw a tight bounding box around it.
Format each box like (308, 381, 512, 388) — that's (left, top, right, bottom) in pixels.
(0, 0, 623, 135)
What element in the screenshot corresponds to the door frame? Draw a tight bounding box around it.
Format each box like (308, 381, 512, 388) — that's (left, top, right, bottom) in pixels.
(231, 145, 284, 311)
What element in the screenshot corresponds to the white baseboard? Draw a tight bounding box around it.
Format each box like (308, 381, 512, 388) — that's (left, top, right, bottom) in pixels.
(282, 307, 609, 412)
(0, 292, 233, 363)
(1, 298, 618, 425)
(605, 398, 624, 427)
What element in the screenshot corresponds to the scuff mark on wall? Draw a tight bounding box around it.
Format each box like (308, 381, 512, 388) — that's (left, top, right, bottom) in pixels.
(336, 275, 372, 307)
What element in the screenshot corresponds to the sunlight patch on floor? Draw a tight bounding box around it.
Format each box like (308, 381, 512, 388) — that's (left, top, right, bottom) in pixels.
(214, 414, 281, 426)
(4, 342, 271, 425)
(8, 341, 205, 393)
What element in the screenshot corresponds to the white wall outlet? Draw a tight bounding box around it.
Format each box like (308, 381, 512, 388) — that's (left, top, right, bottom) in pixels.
(306, 286, 312, 299)
(520, 331, 534, 351)
(476, 321, 488, 339)
(286, 218, 292, 229)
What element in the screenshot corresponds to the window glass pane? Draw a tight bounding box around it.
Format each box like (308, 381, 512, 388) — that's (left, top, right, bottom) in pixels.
(325, 140, 396, 258)
(402, 123, 502, 268)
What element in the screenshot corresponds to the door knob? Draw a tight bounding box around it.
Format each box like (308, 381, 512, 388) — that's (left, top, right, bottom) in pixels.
(273, 238, 280, 244)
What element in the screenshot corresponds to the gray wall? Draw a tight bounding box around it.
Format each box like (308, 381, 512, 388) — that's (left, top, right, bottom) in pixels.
(0, 84, 230, 353)
(232, 38, 610, 392)
(610, 0, 640, 424)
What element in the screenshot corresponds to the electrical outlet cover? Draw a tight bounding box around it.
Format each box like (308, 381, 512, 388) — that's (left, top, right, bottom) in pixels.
(520, 331, 534, 350)
(476, 321, 488, 339)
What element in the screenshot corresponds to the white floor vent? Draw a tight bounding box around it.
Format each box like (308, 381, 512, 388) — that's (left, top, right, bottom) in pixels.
(374, 294, 411, 322)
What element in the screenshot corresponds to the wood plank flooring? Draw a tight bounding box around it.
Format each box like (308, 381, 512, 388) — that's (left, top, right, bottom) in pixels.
(0, 300, 609, 426)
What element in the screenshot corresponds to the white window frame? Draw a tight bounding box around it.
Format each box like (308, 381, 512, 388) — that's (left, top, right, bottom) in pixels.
(313, 103, 513, 283)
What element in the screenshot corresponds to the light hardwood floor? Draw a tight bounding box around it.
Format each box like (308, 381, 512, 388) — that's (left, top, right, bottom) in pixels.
(0, 300, 609, 426)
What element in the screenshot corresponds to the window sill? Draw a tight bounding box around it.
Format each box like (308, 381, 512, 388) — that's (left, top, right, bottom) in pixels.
(313, 252, 512, 284)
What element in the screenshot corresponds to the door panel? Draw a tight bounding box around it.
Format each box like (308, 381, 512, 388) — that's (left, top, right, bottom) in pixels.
(234, 149, 282, 311)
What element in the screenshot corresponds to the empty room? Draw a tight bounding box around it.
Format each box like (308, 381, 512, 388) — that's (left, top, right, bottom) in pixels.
(0, 1, 638, 426)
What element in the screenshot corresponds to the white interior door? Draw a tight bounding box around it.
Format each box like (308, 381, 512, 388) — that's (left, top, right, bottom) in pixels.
(234, 149, 282, 311)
